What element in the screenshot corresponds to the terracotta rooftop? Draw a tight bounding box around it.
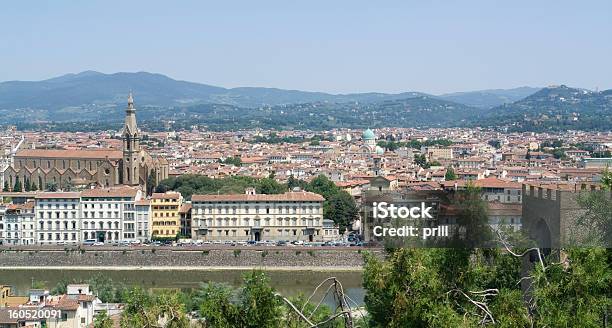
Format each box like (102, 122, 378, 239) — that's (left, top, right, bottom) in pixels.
(179, 203, 192, 213)
(81, 186, 140, 198)
(192, 191, 325, 202)
(35, 192, 81, 199)
(16, 149, 122, 160)
(152, 192, 181, 200)
(444, 177, 521, 189)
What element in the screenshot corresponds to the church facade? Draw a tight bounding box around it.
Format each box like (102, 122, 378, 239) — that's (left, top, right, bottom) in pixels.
(3, 94, 169, 191)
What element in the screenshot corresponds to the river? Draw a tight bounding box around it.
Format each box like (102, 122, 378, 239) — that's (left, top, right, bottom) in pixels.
(0, 269, 365, 307)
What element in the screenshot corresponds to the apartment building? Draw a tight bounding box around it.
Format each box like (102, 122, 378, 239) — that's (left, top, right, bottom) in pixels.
(35, 192, 81, 245)
(0, 204, 4, 245)
(80, 187, 142, 243)
(191, 188, 325, 242)
(0, 285, 99, 328)
(135, 199, 151, 241)
(422, 146, 453, 161)
(150, 192, 182, 238)
(443, 177, 522, 204)
(3, 201, 35, 245)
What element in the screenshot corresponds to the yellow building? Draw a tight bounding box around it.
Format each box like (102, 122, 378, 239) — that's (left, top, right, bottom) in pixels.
(150, 192, 182, 239)
(0, 285, 27, 308)
(0, 285, 10, 307)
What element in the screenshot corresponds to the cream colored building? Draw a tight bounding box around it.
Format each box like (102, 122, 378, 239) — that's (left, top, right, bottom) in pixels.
(423, 146, 453, 161)
(191, 188, 325, 242)
(150, 192, 182, 238)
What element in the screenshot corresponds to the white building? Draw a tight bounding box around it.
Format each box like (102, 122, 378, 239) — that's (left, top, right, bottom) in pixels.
(135, 199, 151, 242)
(322, 219, 340, 241)
(35, 192, 81, 245)
(4, 200, 36, 245)
(0, 204, 6, 245)
(80, 186, 143, 243)
(191, 188, 325, 242)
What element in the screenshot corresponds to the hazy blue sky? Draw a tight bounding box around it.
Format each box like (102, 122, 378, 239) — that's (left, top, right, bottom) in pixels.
(1, 0, 611, 94)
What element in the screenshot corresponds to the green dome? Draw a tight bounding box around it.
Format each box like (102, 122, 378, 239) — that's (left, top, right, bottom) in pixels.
(362, 128, 376, 140)
(376, 146, 385, 155)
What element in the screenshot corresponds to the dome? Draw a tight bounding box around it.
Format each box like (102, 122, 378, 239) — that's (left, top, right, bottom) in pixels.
(362, 128, 376, 140)
(375, 146, 385, 155)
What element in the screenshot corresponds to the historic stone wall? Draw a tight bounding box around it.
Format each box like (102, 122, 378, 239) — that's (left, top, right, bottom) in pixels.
(0, 248, 381, 269)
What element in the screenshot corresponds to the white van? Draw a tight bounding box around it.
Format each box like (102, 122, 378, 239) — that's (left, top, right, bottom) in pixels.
(83, 239, 97, 246)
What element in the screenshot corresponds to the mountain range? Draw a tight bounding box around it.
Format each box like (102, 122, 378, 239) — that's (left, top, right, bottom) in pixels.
(0, 71, 538, 110)
(1, 71, 610, 132)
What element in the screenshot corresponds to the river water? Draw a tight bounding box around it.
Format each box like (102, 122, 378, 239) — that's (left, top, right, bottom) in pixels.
(0, 269, 365, 307)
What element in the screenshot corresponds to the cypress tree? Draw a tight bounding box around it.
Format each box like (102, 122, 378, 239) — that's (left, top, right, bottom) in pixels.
(13, 177, 22, 192)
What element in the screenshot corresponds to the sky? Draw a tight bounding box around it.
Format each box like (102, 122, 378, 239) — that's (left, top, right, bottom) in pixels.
(1, 0, 611, 95)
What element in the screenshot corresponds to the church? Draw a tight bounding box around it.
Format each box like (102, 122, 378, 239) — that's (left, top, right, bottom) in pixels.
(4, 94, 169, 191)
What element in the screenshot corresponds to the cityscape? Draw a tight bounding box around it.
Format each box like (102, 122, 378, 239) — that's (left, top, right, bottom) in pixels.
(1, 1, 611, 327)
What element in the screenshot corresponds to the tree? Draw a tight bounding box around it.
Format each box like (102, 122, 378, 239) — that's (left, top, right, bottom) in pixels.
(29, 179, 38, 191)
(325, 191, 359, 231)
(488, 139, 501, 149)
(3, 180, 9, 192)
(146, 173, 157, 196)
(574, 167, 612, 247)
(284, 294, 342, 328)
(24, 178, 31, 191)
(13, 176, 22, 192)
(198, 283, 240, 328)
(414, 154, 428, 168)
(287, 175, 298, 190)
(87, 274, 124, 303)
(454, 183, 492, 247)
(45, 181, 58, 192)
(444, 166, 457, 181)
(256, 178, 287, 194)
(602, 166, 612, 189)
(306, 175, 358, 230)
(362, 246, 612, 327)
(94, 310, 113, 328)
(238, 271, 283, 328)
(221, 156, 242, 167)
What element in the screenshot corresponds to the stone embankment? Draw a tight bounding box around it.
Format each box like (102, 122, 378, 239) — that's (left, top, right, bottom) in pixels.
(0, 248, 383, 270)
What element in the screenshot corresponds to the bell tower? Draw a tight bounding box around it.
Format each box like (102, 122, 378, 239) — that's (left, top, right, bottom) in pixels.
(122, 93, 140, 186)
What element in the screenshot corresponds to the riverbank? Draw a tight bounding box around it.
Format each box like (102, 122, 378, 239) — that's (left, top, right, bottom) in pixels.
(0, 248, 383, 269)
(0, 265, 363, 272)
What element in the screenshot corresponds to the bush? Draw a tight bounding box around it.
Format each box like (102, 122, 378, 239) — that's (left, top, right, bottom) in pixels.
(233, 249, 241, 257)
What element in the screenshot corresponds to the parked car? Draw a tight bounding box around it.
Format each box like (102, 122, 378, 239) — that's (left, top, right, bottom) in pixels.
(83, 239, 96, 246)
(93, 242, 105, 246)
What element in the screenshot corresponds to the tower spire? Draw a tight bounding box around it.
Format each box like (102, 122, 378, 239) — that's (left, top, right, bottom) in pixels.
(122, 91, 140, 186)
(127, 92, 135, 110)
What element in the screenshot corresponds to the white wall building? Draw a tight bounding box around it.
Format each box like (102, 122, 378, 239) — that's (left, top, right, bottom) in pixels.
(4, 200, 36, 245)
(135, 199, 151, 242)
(80, 187, 142, 243)
(35, 192, 81, 245)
